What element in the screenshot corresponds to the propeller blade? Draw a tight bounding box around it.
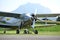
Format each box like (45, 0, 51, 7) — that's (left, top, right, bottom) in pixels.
(31, 9, 37, 29)
(34, 9, 37, 15)
(31, 19, 35, 29)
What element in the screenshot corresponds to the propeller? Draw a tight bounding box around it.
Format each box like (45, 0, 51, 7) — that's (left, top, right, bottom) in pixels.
(31, 9, 37, 29)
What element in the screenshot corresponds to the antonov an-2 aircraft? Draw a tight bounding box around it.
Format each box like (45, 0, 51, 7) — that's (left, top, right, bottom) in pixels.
(0, 11, 38, 34)
(0, 11, 60, 34)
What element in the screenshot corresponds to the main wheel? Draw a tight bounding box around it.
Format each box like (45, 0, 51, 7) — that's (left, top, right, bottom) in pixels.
(24, 29, 29, 34)
(16, 29, 20, 34)
(4, 30, 6, 34)
(34, 30, 38, 34)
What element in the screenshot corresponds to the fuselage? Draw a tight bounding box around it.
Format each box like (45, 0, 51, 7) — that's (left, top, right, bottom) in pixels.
(0, 14, 32, 28)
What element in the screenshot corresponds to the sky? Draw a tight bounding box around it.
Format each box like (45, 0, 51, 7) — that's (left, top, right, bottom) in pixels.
(0, 0, 60, 13)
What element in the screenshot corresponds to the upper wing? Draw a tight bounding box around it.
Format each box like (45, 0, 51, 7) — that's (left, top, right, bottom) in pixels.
(0, 12, 21, 18)
(36, 14, 60, 17)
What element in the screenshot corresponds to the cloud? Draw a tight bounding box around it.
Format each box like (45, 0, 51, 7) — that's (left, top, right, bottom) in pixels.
(12, 3, 51, 14)
(29, 0, 60, 13)
(0, 0, 60, 13)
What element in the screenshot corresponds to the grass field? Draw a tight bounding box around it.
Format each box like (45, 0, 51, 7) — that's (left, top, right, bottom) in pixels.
(35, 24, 60, 32)
(0, 24, 60, 35)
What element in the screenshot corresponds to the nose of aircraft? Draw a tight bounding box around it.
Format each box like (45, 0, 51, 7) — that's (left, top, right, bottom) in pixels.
(26, 13, 32, 17)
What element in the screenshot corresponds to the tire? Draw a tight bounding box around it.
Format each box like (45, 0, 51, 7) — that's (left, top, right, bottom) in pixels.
(16, 29, 20, 34)
(34, 30, 38, 34)
(4, 30, 6, 34)
(24, 29, 29, 34)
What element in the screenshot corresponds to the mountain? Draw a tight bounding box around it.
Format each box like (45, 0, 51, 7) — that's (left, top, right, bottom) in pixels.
(12, 3, 51, 14)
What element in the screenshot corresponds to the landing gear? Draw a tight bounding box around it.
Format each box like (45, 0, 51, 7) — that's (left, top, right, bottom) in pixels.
(24, 29, 29, 34)
(16, 29, 20, 34)
(4, 30, 6, 34)
(34, 30, 38, 34)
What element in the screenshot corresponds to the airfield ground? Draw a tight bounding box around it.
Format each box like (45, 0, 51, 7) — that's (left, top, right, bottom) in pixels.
(0, 35, 60, 40)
